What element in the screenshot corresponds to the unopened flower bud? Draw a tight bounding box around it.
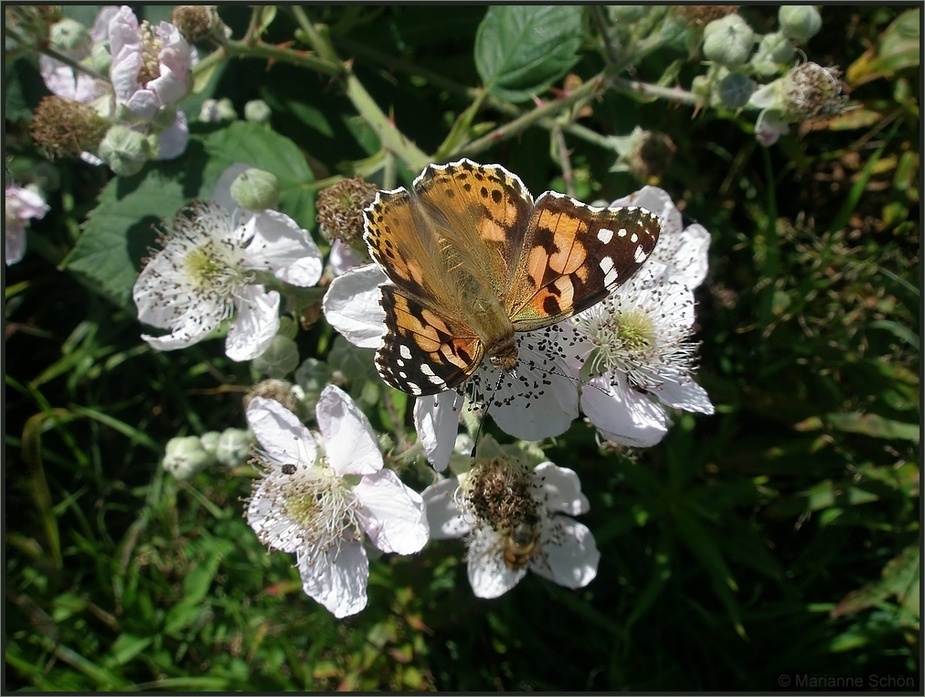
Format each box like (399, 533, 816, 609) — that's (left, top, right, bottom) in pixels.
(717, 71, 756, 109)
(751, 31, 795, 76)
(244, 99, 272, 124)
(702, 14, 754, 66)
(230, 168, 280, 211)
(200, 431, 221, 457)
(151, 105, 179, 131)
(162, 435, 212, 480)
(98, 125, 154, 177)
(252, 334, 299, 378)
(778, 6, 822, 43)
(90, 40, 113, 75)
(216, 428, 251, 467)
(49, 18, 89, 53)
(199, 98, 237, 122)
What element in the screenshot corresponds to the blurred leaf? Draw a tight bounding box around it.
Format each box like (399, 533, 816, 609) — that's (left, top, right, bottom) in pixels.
(868, 319, 919, 350)
(22, 412, 63, 570)
(831, 544, 920, 620)
(846, 9, 920, 86)
(107, 633, 153, 667)
(825, 412, 920, 442)
(163, 543, 229, 635)
(475, 6, 583, 103)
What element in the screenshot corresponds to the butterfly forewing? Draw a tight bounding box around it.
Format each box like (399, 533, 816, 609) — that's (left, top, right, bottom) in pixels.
(507, 192, 661, 331)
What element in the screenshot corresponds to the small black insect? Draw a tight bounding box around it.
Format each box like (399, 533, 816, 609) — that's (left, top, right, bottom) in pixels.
(281, 464, 297, 475)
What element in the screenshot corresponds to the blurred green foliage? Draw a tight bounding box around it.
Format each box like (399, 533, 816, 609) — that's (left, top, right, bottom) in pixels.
(5, 5, 919, 691)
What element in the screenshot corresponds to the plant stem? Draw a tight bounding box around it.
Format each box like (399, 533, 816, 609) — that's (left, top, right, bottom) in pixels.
(221, 40, 343, 77)
(460, 72, 607, 157)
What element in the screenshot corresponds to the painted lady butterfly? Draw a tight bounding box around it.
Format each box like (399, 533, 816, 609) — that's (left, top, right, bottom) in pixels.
(364, 158, 660, 396)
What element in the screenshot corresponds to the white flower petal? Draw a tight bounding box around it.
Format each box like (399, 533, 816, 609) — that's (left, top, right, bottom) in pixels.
(154, 111, 189, 160)
(581, 375, 668, 447)
(39, 55, 108, 103)
(477, 336, 579, 441)
(532, 463, 589, 516)
(243, 211, 322, 287)
(414, 392, 463, 471)
(328, 239, 360, 276)
(225, 285, 280, 361)
(299, 539, 369, 618)
(246, 485, 300, 553)
(245, 396, 317, 467)
(138, 295, 224, 350)
(91, 6, 120, 42)
(467, 527, 526, 598)
(654, 379, 715, 415)
(421, 478, 473, 539)
(672, 223, 711, 289)
(124, 89, 160, 121)
(6, 224, 26, 265)
(531, 517, 599, 589)
(315, 384, 381, 476)
(322, 264, 387, 349)
(354, 469, 428, 554)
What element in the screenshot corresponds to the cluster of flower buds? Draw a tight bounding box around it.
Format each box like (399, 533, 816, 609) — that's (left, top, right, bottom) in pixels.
(680, 6, 847, 146)
(30, 6, 204, 175)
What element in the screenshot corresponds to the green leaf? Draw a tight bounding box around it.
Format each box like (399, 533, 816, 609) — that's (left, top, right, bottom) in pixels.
(182, 547, 225, 604)
(868, 319, 919, 350)
(825, 412, 920, 442)
(475, 6, 583, 103)
(106, 634, 152, 667)
(846, 8, 920, 85)
(61, 122, 315, 310)
(831, 544, 920, 619)
(60, 167, 192, 310)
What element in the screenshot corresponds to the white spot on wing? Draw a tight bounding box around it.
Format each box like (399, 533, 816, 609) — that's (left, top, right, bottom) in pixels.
(597, 228, 614, 244)
(634, 245, 647, 263)
(600, 256, 618, 287)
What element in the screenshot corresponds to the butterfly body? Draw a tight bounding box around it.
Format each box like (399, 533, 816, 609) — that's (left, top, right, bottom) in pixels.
(364, 159, 660, 396)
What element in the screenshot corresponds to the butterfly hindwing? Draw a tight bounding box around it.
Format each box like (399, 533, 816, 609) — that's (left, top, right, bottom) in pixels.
(376, 285, 485, 395)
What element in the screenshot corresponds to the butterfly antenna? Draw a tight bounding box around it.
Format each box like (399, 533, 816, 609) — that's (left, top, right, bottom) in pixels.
(523, 357, 610, 396)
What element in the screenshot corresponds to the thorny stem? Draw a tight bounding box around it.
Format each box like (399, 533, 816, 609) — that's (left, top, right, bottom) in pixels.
(460, 71, 607, 157)
(553, 125, 576, 198)
(220, 40, 343, 77)
(590, 6, 621, 68)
